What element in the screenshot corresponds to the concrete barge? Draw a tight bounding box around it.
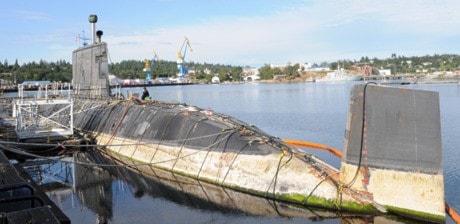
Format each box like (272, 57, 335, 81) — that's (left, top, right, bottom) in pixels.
(34, 14, 449, 222)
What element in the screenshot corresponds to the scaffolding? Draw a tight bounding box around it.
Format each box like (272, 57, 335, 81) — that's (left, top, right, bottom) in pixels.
(13, 84, 73, 141)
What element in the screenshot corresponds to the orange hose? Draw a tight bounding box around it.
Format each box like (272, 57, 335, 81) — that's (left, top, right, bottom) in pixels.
(282, 139, 343, 158)
(446, 202, 460, 224)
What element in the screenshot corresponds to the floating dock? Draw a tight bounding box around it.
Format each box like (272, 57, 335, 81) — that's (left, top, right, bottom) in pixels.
(0, 149, 70, 224)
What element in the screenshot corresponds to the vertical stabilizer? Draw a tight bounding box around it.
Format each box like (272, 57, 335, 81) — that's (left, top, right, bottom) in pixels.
(340, 84, 445, 222)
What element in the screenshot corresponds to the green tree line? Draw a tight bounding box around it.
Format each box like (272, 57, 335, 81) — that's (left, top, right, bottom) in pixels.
(2, 53, 460, 83)
(258, 63, 302, 80)
(110, 60, 243, 83)
(0, 59, 72, 83)
(351, 53, 460, 75)
(259, 54, 460, 79)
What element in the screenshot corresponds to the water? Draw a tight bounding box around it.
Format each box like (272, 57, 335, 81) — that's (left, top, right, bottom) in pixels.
(23, 82, 460, 223)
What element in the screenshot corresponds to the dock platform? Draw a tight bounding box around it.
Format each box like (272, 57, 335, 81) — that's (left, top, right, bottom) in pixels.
(0, 149, 70, 224)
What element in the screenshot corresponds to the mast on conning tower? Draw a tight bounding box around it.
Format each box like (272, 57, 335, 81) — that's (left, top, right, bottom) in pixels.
(89, 15, 97, 45)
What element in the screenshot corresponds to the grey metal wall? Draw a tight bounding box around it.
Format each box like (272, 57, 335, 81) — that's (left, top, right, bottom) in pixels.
(342, 84, 442, 173)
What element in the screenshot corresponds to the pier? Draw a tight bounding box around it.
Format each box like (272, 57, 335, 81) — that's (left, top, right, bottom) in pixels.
(0, 84, 74, 223)
(0, 149, 70, 223)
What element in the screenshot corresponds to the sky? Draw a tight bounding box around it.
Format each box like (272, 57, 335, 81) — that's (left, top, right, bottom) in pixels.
(2, 0, 460, 68)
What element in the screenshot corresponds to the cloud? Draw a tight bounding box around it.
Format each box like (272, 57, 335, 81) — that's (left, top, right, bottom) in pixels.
(320, 0, 460, 34)
(12, 10, 51, 21)
(106, 8, 320, 66)
(38, 0, 460, 67)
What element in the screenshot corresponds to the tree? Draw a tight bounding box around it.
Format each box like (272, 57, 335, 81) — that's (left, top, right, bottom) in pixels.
(360, 56, 370, 63)
(230, 66, 243, 81)
(258, 64, 274, 80)
(284, 63, 294, 77)
(13, 59, 19, 71)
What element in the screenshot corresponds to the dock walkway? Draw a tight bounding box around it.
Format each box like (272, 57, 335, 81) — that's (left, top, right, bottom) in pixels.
(0, 149, 70, 223)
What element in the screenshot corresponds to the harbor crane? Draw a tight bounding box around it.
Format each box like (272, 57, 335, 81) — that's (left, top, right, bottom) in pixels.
(144, 50, 158, 82)
(176, 37, 193, 79)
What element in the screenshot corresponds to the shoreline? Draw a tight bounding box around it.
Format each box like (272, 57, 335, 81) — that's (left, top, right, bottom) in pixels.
(1, 77, 458, 94)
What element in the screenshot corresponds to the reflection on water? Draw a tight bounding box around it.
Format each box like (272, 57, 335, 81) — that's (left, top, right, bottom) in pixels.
(74, 152, 113, 223)
(21, 149, 425, 223)
(78, 150, 343, 222)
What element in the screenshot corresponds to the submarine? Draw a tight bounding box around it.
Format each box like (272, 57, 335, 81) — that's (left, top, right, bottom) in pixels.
(64, 15, 446, 222)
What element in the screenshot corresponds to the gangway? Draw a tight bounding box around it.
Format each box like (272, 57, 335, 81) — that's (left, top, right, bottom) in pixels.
(13, 84, 73, 141)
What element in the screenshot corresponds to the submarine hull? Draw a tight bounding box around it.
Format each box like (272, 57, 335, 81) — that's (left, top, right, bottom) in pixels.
(72, 100, 373, 212)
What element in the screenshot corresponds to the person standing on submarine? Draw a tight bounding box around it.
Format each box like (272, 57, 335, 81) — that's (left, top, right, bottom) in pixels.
(141, 87, 150, 101)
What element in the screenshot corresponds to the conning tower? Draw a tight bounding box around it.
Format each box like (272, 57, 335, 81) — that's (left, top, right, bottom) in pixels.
(72, 15, 110, 98)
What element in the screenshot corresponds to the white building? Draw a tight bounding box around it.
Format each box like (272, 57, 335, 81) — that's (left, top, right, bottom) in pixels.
(211, 76, 220, 84)
(378, 69, 392, 76)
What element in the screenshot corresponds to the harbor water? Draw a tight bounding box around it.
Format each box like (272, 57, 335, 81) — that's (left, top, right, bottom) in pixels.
(23, 82, 459, 223)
